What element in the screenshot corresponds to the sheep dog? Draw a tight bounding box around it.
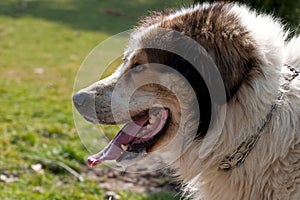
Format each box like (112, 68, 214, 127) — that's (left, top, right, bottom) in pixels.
(73, 2, 300, 199)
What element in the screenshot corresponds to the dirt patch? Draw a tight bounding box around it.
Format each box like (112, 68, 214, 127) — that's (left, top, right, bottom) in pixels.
(83, 158, 180, 195)
(85, 167, 179, 194)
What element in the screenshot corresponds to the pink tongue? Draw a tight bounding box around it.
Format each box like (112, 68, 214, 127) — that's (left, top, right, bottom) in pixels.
(87, 115, 149, 166)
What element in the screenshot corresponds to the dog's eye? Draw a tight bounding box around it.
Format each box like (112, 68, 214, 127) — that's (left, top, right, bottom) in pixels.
(132, 63, 145, 73)
(122, 57, 128, 63)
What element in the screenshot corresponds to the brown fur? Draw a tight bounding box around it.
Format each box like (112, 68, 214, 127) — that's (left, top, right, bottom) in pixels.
(136, 2, 263, 101)
(73, 2, 300, 199)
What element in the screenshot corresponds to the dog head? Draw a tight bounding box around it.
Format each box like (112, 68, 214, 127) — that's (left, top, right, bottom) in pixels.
(73, 2, 267, 167)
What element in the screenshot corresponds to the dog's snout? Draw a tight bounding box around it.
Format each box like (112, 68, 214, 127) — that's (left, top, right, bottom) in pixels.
(73, 92, 92, 109)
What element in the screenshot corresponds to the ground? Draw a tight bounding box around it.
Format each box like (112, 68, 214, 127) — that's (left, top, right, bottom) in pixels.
(85, 162, 180, 199)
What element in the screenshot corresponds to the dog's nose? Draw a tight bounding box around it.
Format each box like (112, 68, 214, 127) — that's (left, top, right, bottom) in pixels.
(73, 92, 91, 108)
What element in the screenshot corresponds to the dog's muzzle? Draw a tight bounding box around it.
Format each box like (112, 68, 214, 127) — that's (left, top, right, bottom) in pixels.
(73, 91, 91, 108)
(73, 91, 98, 123)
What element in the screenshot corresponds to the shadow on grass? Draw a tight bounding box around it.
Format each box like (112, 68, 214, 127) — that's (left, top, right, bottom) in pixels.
(0, 0, 192, 34)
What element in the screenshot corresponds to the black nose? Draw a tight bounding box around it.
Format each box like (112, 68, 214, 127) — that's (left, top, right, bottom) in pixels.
(73, 92, 91, 109)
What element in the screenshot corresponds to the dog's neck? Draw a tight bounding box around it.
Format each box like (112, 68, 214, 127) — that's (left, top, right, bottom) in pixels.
(219, 64, 299, 171)
(169, 64, 300, 199)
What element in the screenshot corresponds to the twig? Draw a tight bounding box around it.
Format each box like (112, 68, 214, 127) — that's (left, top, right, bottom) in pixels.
(25, 155, 84, 182)
(55, 161, 84, 182)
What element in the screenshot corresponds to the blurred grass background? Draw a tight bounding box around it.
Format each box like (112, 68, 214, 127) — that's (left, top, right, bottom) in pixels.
(0, 0, 192, 199)
(0, 0, 298, 199)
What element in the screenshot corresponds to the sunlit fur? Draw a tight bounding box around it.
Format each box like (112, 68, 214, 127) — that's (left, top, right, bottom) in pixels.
(76, 2, 300, 199)
(142, 3, 300, 199)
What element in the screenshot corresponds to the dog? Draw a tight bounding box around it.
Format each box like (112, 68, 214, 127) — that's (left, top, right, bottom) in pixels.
(73, 2, 300, 199)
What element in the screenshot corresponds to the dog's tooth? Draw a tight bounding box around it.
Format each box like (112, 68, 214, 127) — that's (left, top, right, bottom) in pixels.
(147, 124, 152, 129)
(121, 144, 128, 151)
(155, 112, 161, 118)
(141, 148, 147, 155)
(149, 116, 157, 124)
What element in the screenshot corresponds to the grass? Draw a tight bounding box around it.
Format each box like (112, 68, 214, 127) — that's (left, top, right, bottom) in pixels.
(0, 0, 193, 199)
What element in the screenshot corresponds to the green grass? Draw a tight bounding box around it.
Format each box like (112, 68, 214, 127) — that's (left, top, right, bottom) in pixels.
(0, 0, 193, 199)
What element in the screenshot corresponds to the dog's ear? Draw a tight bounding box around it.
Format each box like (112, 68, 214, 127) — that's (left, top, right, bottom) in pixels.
(213, 54, 259, 102)
(197, 35, 262, 103)
(185, 46, 261, 104)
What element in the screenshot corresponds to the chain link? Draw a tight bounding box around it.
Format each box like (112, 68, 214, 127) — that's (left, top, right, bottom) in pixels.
(219, 65, 299, 171)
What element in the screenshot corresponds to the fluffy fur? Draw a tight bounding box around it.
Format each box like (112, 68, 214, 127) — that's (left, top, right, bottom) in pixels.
(73, 2, 300, 199)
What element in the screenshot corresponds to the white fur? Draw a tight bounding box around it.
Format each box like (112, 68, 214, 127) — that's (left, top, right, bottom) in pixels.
(127, 3, 300, 200)
(155, 4, 300, 200)
(123, 4, 300, 199)
(286, 36, 300, 67)
(78, 3, 300, 199)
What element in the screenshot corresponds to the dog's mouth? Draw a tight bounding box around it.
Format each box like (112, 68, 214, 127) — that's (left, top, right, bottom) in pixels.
(87, 107, 170, 166)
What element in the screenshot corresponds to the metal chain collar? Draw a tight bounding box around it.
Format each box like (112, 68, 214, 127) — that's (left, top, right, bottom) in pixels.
(219, 65, 299, 172)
